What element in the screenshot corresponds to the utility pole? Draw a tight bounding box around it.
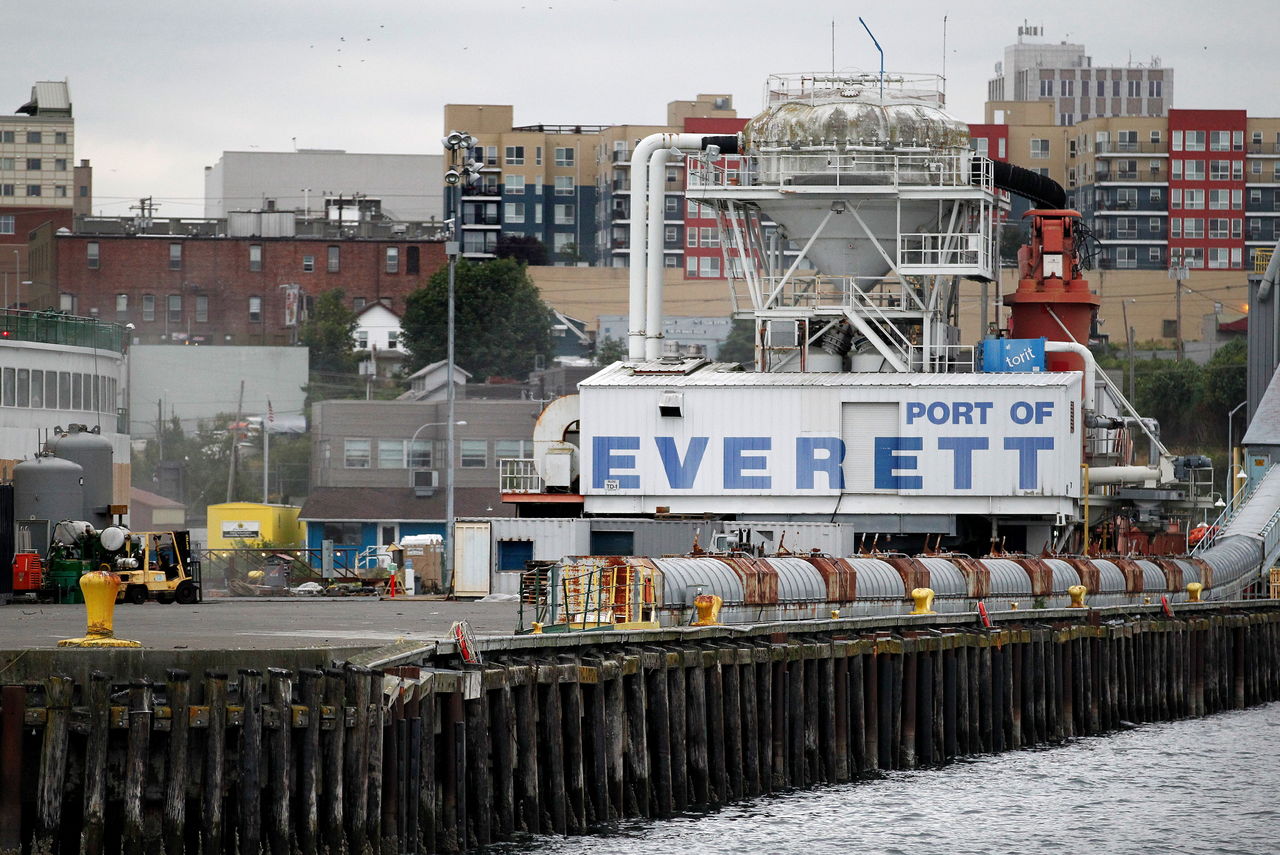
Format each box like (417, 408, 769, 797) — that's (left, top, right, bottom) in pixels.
(1169, 265, 1188, 360)
(1120, 298, 1135, 399)
(226, 379, 244, 502)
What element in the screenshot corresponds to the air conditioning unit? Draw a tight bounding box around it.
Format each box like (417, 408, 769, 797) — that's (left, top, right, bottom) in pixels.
(413, 469, 439, 497)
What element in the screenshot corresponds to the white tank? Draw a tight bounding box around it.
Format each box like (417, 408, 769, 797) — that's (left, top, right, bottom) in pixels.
(742, 89, 972, 279)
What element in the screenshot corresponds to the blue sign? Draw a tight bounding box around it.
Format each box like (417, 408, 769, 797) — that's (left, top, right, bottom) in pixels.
(982, 338, 1046, 373)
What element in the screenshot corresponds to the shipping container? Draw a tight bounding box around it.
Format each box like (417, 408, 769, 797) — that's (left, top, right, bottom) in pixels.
(206, 502, 305, 548)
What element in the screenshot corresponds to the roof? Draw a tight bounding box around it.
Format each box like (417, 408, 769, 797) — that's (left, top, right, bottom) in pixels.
(578, 362, 1082, 388)
(299, 486, 515, 522)
(354, 300, 402, 321)
(404, 359, 472, 381)
(1243, 364, 1280, 448)
(130, 486, 185, 509)
(18, 81, 71, 115)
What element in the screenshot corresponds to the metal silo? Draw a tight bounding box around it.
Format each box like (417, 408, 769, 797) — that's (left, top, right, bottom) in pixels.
(46, 424, 114, 529)
(13, 454, 85, 549)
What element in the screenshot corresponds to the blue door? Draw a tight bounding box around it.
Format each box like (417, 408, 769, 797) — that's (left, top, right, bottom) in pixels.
(497, 540, 534, 571)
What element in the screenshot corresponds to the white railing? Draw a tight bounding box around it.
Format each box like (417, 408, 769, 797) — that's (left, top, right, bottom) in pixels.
(761, 72, 946, 108)
(898, 232, 994, 272)
(909, 344, 977, 373)
(1192, 463, 1276, 553)
(499, 458, 543, 493)
(689, 151, 992, 194)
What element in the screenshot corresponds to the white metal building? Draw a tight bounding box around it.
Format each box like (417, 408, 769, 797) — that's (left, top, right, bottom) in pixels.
(203, 150, 444, 222)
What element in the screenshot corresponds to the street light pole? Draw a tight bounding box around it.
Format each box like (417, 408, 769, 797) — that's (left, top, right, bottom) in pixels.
(407, 419, 466, 487)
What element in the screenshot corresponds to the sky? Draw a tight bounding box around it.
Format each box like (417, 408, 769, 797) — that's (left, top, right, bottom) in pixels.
(8, 0, 1273, 218)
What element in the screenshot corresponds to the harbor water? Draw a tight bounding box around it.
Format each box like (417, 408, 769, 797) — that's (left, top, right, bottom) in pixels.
(499, 702, 1280, 855)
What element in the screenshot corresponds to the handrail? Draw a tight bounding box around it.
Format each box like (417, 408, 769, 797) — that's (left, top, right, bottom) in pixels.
(1193, 462, 1278, 553)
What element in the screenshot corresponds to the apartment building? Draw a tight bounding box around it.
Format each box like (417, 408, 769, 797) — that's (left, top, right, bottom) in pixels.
(442, 95, 739, 270)
(987, 25, 1173, 126)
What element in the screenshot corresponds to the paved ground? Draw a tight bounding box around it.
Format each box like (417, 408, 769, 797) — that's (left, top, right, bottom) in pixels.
(0, 595, 524, 650)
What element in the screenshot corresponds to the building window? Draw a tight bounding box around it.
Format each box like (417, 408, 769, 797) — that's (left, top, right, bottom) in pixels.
(25, 158, 41, 171)
(1185, 131, 1206, 151)
(504, 175, 524, 194)
(327, 245, 340, 272)
(1148, 80, 1162, 98)
(460, 439, 487, 468)
(1149, 247, 1162, 264)
(0, 157, 11, 170)
(1209, 131, 1231, 152)
(385, 246, 399, 273)
(1030, 139, 1050, 159)
(406, 245, 420, 274)
(408, 440, 432, 469)
(195, 295, 208, 323)
(1162, 319, 1178, 338)
(1039, 79, 1053, 97)
(686, 257, 698, 276)
(378, 439, 406, 469)
(1210, 160, 1231, 181)
(58, 293, 76, 313)
(344, 438, 372, 468)
(54, 185, 67, 197)
(495, 439, 533, 460)
(1116, 217, 1137, 239)
(356, 330, 368, 349)
(1209, 190, 1230, 210)
(1208, 248, 1230, 269)
(554, 204, 575, 225)
(387, 331, 398, 350)
(700, 227, 719, 248)
(26, 131, 41, 144)
(54, 158, 67, 171)
(1184, 160, 1205, 181)
(1184, 189, 1205, 209)
(1209, 218, 1230, 239)
(142, 294, 155, 322)
(167, 294, 182, 323)
(554, 176, 573, 196)
(504, 202, 525, 223)
(665, 225, 678, 245)
(504, 146, 524, 165)
(168, 243, 182, 270)
(248, 296, 262, 322)
(115, 294, 128, 317)
(302, 254, 315, 272)
(26, 185, 41, 197)
(0, 185, 12, 197)
(0, 216, 13, 235)
(1170, 218, 1181, 238)
(1183, 218, 1204, 239)
(54, 131, 66, 144)
(554, 147, 575, 167)
(699, 256, 721, 277)
(248, 244, 262, 271)
(686, 230, 697, 248)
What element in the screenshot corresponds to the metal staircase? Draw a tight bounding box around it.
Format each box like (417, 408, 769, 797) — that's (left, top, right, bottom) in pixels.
(1195, 463, 1280, 598)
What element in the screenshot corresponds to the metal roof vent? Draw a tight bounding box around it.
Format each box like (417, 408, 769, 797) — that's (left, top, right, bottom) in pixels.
(658, 390, 684, 418)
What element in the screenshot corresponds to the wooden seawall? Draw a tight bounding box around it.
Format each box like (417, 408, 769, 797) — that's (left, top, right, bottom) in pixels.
(2, 601, 1278, 855)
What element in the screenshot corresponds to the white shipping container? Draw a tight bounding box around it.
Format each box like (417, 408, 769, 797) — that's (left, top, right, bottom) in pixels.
(452, 521, 492, 598)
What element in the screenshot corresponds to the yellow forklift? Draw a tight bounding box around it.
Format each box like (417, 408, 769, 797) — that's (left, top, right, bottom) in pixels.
(113, 529, 202, 605)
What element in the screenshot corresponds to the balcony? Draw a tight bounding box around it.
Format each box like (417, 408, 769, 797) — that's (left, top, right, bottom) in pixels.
(1093, 141, 1168, 155)
(461, 186, 501, 198)
(1248, 143, 1280, 155)
(1094, 169, 1168, 184)
(0, 309, 128, 353)
(462, 213, 500, 226)
(611, 150, 630, 163)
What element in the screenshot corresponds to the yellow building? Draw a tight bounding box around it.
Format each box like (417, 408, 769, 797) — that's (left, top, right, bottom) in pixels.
(206, 502, 305, 549)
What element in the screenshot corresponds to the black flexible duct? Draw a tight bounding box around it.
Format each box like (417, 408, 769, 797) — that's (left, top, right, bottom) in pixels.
(989, 160, 1068, 209)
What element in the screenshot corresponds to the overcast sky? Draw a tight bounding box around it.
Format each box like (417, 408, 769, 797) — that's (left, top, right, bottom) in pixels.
(9, 0, 1271, 217)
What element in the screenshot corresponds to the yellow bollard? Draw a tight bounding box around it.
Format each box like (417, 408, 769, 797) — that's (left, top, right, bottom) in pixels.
(830, 609, 840, 620)
(1009, 601, 1019, 610)
(58, 570, 141, 648)
(1187, 582, 1203, 603)
(910, 587, 936, 615)
(691, 594, 723, 626)
(531, 622, 544, 634)
(1143, 596, 1152, 605)
(1068, 584, 1088, 608)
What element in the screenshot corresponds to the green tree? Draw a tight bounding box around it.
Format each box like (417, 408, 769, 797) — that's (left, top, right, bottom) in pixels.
(401, 258, 554, 381)
(1133, 357, 1206, 445)
(299, 289, 358, 373)
(496, 234, 549, 266)
(594, 336, 627, 366)
(717, 318, 757, 365)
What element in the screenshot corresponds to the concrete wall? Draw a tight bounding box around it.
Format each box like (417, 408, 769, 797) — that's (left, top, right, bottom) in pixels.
(129, 345, 308, 438)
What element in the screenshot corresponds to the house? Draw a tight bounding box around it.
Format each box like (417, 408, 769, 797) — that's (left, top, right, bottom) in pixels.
(397, 360, 472, 402)
(355, 299, 406, 378)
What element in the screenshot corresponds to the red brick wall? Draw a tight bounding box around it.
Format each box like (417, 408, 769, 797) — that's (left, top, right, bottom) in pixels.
(53, 235, 446, 344)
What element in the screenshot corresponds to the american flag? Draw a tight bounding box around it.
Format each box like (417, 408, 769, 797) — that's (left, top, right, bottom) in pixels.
(267, 399, 274, 424)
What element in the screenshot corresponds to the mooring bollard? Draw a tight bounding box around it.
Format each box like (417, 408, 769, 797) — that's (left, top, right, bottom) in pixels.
(58, 570, 142, 648)
(1068, 585, 1088, 608)
(910, 588, 936, 615)
(691, 594, 723, 626)
(1187, 582, 1203, 602)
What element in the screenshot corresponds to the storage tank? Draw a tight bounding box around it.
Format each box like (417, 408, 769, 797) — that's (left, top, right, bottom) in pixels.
(46, 424, 113, 529)
(14, 454, 85, 543)
(742, 85, 971, 279)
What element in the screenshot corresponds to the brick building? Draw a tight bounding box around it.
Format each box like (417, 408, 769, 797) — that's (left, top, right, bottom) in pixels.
(30, 218, 447, 345)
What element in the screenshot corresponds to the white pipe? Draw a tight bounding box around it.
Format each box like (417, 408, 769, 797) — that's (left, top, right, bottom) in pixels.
(1087, 465, 1162, 485)
(645, 133, 707, 361)
(1045, 341, 1095, 411)
(627, 134, 668, 360)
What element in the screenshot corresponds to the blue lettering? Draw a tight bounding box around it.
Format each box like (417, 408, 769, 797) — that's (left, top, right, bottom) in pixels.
(938, 436, 988, 490)
(927, 402, 950, 425)
(724, 437, 771, 490)
(592, 436, 640, 489)
(974, 402, 993, 424)
(905, 401, 926, 424)
(953, 402, 974, 424)
(1035, 401, 1055, 424)
(875, 437, 923, 490)
(1010, 401, 1034, 425)
(1004, 436, 1055, 489)
(654, 436, 708, 489)
(796, 437, 845, 490)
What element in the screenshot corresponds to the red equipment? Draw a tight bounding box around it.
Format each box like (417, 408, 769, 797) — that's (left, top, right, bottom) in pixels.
(1004, 209, 1101, 373)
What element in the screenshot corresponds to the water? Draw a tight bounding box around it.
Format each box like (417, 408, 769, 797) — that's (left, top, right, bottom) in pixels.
(494, 703, 1280, 855)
